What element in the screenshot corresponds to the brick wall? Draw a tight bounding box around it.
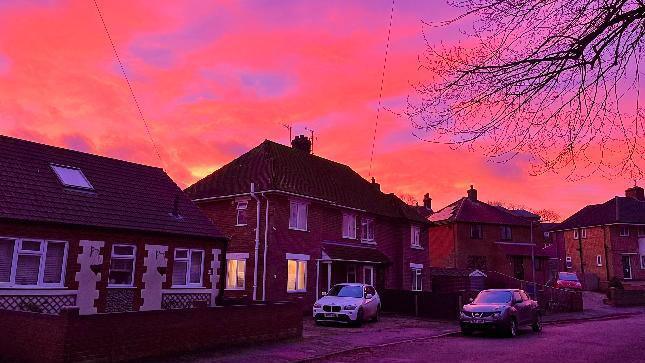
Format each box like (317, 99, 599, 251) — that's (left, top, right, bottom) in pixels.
(0, 220, 227, 313)
(0, 302, 302, 363)
(198, 193, 431, 309)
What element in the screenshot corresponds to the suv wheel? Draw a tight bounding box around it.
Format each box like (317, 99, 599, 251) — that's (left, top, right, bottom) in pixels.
(508, 318, 518, 337)
(354, 308, 364, 327)
(372, 306, 380, 322)
(532, 314, 542, 332)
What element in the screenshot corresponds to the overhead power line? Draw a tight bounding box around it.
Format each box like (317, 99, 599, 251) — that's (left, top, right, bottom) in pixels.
(368, 0, 396, 178)
(92, 0, 164, 167)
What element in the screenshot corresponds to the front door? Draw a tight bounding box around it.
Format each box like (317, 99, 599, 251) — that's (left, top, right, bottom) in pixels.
(512, 256, 525, 280)
(363, 266, 374, 286)
(622, 255, 633, 279)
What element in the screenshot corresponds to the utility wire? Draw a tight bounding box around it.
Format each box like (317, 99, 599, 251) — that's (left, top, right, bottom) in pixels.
(92, 0, 164, 167)
(368, 0, 395, 178)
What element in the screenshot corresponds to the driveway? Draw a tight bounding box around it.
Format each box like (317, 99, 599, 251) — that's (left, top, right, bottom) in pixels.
(157, 314, 457, 363)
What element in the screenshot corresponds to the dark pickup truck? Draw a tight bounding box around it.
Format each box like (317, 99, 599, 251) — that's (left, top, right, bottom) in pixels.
(460, 289, 542, 337)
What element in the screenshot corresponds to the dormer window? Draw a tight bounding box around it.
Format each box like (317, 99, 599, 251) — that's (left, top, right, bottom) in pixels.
(50, 164, 93, 190)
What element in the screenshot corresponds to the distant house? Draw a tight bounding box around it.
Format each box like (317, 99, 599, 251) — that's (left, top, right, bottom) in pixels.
(0, 135, 227, 314)
(427, 186, 551, 285)
(552, 186, 645, 285)
(184, 136, 430, 308)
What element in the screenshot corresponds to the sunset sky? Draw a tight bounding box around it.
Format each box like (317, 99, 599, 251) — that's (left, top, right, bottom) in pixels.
(0, 0, 635, 218)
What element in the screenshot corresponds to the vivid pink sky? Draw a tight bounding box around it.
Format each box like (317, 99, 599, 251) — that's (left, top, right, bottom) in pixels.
(0, 1, 634, 218)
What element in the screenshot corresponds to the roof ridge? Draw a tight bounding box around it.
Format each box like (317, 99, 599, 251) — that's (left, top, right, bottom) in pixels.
(0, 134, 163, 171)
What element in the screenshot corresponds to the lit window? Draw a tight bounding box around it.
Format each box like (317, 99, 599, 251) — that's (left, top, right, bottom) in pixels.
(620, 226, 630, 237)
(236, 201, 248, 226)
(501, 225, 512, 240)
(108, 244, 136, 286)
(411, 268, 422, 291)
(289, 201, 308, 231)
(0, 238, 67, 287)
(470, 224, 483, 239)
(172, 249, 204, 287)
(596, 255, 602, 267)
(361, 218, 375, 243)
(226, 259, 246, 290)
(287, 259, 307, 292)
(347, 265, 357, 283)
(50, 164, 93, 190)
(581, 228, 587, 239)
(411, 226, 421, 247)
(342, 213, 357, 239)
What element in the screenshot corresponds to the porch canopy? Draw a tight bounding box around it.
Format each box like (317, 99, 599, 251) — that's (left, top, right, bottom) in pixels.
(494, 242, 550, 257)
(320, 241, 390, 264)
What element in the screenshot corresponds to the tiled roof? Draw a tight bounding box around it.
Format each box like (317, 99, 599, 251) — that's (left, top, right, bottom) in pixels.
(555, 196, 645, 230)
(0, 135, 224, 239)
(321, 242, 390, 264)
(428, 197, 531, 226)
(185, 140, 427, 223)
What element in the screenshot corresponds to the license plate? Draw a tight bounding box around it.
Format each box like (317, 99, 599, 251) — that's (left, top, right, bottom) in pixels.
(472, 319, 485, 324)
(324, 313, 337, 318)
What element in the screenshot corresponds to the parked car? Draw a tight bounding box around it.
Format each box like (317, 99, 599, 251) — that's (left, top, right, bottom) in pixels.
(460, 289, 542, 337)
(313, 283, 380, 326)
(548, 272, 583, 290)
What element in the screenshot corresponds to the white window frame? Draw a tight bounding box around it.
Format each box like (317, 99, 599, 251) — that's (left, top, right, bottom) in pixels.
(596, 255, 602, 266)
(565, 256, 573, 269)
(289, 200, 308, 231)
(286, 253, 309, 293)
(226, 258, 246, 290)
(342, 213, 357, 239)
(1, 238, 69, 288)
(411, 226, 421, 248)
(411, 268, 423, 291)
(363, 266, 374, 286)
(108, 244, 136, 287)
(573, 229, 579, 239)
(361, 218, 376, 244)
(172, 248, 205, 288)
(236, 200, 248, 226)
(581, 228, 587, 239)
(620, 226, 630, 237)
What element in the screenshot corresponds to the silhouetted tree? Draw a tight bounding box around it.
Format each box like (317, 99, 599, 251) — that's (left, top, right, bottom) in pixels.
(409, 0, 645, 180)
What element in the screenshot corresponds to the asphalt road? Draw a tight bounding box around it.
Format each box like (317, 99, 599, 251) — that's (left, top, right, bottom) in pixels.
(318, 314, 645, 363)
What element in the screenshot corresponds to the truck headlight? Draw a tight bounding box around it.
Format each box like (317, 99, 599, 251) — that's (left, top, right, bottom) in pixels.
(343, 305, 357, 310)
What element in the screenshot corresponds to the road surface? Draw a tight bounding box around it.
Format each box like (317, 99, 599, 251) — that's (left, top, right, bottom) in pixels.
(317, 314, 645, 363)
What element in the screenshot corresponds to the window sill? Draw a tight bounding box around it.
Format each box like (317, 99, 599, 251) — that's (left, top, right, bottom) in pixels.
(287, 290, 307, 294)
(361, 240, 376, 245)
(289, 227, 308, 232)
(235, 224, 247, 227)
(107, 285, 137, 289)
(225, 287, 245, 291)
(411, 245, 424, 250)
(0, 286, 67, 290)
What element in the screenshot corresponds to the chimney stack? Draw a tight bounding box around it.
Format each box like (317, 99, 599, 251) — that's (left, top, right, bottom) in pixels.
(291, 135, 312, 153)
(371, 177, 380, 191)
(625, 185, 645, 201)
(423, 193, 432, 211)
(467, 185, 478, 201)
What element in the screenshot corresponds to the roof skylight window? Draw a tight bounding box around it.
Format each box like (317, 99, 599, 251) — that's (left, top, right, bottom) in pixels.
(50, 164, 94, 190)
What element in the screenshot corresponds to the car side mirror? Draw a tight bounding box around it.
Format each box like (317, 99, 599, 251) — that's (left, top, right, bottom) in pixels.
(365, 294, 373, 300)
(468, 297, 474, 303)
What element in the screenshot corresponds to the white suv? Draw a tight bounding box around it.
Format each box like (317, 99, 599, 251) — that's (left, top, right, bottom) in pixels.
(313, 283, 381, 326)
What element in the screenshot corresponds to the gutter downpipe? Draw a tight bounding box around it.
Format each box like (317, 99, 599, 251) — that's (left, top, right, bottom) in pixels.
(250, 183, 261, 301)
(261, 192, 269, 301)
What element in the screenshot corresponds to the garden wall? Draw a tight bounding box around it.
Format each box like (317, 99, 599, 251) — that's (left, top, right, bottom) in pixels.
(0, 301, 302, 363)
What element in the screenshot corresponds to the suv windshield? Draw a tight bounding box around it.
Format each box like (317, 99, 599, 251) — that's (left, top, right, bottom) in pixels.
(327, 285, 363, 298)
(558, 272, 579, 281)
(473, 291, 512, 304)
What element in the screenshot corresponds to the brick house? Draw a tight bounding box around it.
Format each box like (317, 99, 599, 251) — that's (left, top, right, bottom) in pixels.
(184, 136, 430, 308)
(552, 186, 645, 286)
(427, 186, 550, 285)
(0, 135, 227, 314)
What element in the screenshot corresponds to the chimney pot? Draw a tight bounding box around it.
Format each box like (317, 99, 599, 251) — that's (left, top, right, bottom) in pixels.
(625, 186, 645, 201)
(467, 185, 478, 201)
(291, 135, 312, 153)
(371, 177, 380, 191)
(423, 193, 432, 211)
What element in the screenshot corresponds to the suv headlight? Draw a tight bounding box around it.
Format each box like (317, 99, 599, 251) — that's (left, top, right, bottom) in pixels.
(343, 305, 357, 310)
(313, 303, 321, 309)
(492, 312, 502, 319)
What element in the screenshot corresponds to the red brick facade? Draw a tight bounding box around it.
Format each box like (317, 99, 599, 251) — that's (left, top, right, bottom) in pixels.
(198, 192, 430, 309)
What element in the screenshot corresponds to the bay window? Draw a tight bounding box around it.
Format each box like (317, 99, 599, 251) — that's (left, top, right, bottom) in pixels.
(342, 213, 357, 239)
(289, 200, 308, 231)
(172, 249, 204, 287)
(361, 218, 375, 243)
(108, 244, 136, 287)
(0, 237, 68, 287)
